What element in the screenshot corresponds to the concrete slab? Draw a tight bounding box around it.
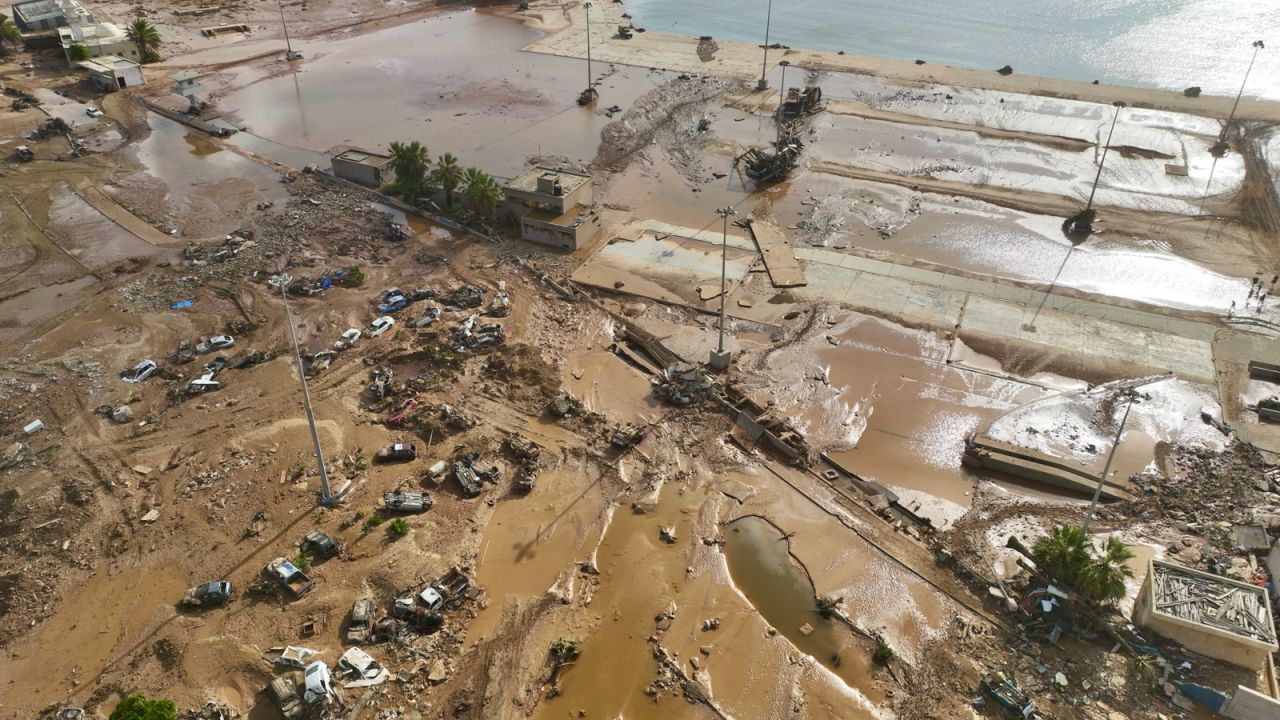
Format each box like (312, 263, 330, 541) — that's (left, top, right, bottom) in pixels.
(746, 220, 806, 288)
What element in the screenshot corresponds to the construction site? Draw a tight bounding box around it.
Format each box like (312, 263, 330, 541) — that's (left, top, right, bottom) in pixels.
(2, 0, 1280, 719)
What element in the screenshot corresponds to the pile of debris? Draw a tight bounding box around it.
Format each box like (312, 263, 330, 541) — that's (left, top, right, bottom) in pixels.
(404, 402, 477, 439)
(503, 433, 541, 493)
(652, 363, 714, 405)
(5, 86, 40, 111)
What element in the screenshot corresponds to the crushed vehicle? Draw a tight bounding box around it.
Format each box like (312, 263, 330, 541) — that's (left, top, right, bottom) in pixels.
(14, 145, 34, 162)
(379, 287, 404, 303)
(610, 423, 646, 449)
(375, 443, 417, 463)
(121, 359, 158, 383)
(180, 580, 232, 608)
(56, 710, 85, 720)
(369, 316, 396, 337)
(337, 647, 390, 687)
(303, 350, 336, 377)
(446, 284, 483, 309)
(980, 671, 1038, 718)
(414, 306, 442, 328)
(547, 392, 582, 418)
(368, 366, 394, 401)
(777, 85, 823, 118)
(187, 356, 226, 395)
(407, 287, 436, 302)
(391, 566, 476, 630)
(272, 645, 321, 670)
(167, 340, 196, 365)
(302, 661, 335, 705)
(453, 453, 498, 498)
(382, 490, 432, 513)
(301, 529, 341, 559)
(264, 556, 314, 598)
(505, 433, 541, 493)
(267, 674, 306, 720)
(195, 335, 235, 353)
(346, 598, 376, 643)
(334, 328, 362, 350)
(386, 398, 418, 427)
(228, 347, 266, 369)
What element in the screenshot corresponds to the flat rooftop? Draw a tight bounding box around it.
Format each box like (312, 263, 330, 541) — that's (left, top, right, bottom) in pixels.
(334, 149, 391, 166)
(506, 166, 590, 196)
(14, 0, 61, 20)
(1150, 560, 1277, 646)
(526, 205, 590, 227)
(78, 55, 139, 73)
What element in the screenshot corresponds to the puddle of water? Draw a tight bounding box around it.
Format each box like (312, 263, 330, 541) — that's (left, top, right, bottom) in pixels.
(46, 185, 168, 272)
(220, 10, 670, 178)
(722, 515, 880, 697)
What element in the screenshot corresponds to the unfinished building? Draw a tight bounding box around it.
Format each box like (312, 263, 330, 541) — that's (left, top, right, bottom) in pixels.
(1133, 560, 1278, 669)
(502, 167, 600, 251)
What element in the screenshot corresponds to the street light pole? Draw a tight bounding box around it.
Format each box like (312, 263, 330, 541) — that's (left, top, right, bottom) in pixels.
(710, 206, 736, 370)
(1085, 101, 1126, 214)
(281, 283, 333, 504)
(585, 2, 594, 99)
(1214, 40, 1265, 155)
(277, 0, 300, 60)
(756, 0, 774, 91)
(777, 60, 790, 114)
(1082, 390, 1138, 535)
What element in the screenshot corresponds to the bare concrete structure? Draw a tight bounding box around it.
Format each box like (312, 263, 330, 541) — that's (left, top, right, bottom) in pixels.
(1223, 686, 1280, 720)
(330, 148, 393, 188)
(503, 167, 599, 250)
(1132, 560, 1278, 670)
(77, 55, 143, 91)
(10, 0, 92, 32)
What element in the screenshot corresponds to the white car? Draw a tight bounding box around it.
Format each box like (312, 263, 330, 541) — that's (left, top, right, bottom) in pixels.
(302, 661, 334, 704)
(334, 328, 361, 350)
(369, 316, 395, 337)
(206, 335, 235, 351)
(121, 359, 158, 383)
(85, 107, 103, 118)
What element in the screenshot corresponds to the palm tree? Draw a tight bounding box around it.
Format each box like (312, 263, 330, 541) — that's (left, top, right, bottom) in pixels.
(388, 141, 430, 204)
(1078, 536, 1135, 604)
(432, 153, 464, 208)
(0, 15, 21, 57)
(1031, 524, 1090, 587)
(463, 167, 503, 219)
(125, 18, 160, 63)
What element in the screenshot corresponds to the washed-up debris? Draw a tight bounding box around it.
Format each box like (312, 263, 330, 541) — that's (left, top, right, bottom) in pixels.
(546, 392, 582, 419)
(652, 363, 714, 405)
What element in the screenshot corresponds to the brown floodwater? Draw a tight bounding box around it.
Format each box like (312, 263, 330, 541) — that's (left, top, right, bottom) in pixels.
(722, 515, 880, 698)
(219, 9, 672, 179)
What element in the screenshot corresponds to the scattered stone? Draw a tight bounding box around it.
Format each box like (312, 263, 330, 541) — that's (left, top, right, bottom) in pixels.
(659, 526, 677, 544)
(997, 65, 1013, 76)
(141, 508, 160, 523)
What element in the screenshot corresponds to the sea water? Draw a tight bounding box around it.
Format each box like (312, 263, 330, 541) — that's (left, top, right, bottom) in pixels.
(624, 0, 1280, 100)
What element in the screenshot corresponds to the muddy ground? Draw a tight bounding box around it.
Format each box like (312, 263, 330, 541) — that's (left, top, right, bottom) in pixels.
(3, 0, 1280, 719)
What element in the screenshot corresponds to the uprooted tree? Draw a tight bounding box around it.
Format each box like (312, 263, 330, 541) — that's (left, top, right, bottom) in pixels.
(1030, 523, 1135, 604)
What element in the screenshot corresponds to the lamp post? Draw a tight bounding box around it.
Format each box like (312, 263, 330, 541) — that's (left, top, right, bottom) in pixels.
(280, 283, 332, 505)
(1213, 40, 1265, 156)
(582, 2, 596, 103)
(1084, 100, 1126, 216)
(277, 0, 301, 60)
(756, 0, 774, 91)
(1081, 375, 1170, 533)
(777, 60, 790, 115)
(1028, 101, 1124, 331)
(710, 206, 736, 370)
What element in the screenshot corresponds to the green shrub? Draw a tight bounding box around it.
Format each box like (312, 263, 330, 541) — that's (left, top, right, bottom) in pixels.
(68, 44, 90, 61)
(388, 518, 410, 538)
(293, 553, 311, 571)
(109, 693, 177, 720)
(363, 516, 384, 531)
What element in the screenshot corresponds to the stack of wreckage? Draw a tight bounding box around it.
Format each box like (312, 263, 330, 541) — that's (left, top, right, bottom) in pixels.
(504, 433, 541, 493)
(735, 127, 804, 184)
(652, 363, 714, 406)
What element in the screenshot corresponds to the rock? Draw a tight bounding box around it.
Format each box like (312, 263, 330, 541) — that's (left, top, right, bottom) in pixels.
(699, 645, 712, 655)
(132, 464, 152, 476)
(689, 657, 700, 670)
(1184, 86, 1202, 97)
(141, 508, 160, 523)
(1255, 479, 1271, 493)
(997, 65, 1014, 76)
(702, 618, 720, 631)
(427, 659, 448, 683)
(1054, 672, 1068, 688)
(659, 526, 677, 544)
(111, 405, 134, 423)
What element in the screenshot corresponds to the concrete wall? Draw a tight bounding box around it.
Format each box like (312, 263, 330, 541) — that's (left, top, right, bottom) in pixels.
(520, 210, 600, 251)
(1223, 686, 1280, 720)
(505, 179, 590, 215)
(331, 158, 385, 188)
(1132, 564, 1276, 670)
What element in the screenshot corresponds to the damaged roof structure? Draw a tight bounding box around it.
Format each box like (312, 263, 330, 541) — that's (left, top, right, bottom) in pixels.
(1133, 559, 1278, 669)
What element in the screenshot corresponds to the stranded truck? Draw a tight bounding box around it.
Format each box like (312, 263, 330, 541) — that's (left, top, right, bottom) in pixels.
(265, 557, 314, 598)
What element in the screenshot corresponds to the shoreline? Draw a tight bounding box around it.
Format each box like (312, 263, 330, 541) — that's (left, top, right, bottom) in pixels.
(518, 0, 1280, 123)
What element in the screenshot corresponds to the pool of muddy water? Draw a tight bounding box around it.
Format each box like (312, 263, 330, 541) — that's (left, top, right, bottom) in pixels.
(722, 515, 878, 694)
(220, 9, 672, 179)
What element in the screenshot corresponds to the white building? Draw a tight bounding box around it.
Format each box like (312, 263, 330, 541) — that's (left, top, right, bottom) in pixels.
(60, 20, 139, 65)
(78, 55, 143, 91)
